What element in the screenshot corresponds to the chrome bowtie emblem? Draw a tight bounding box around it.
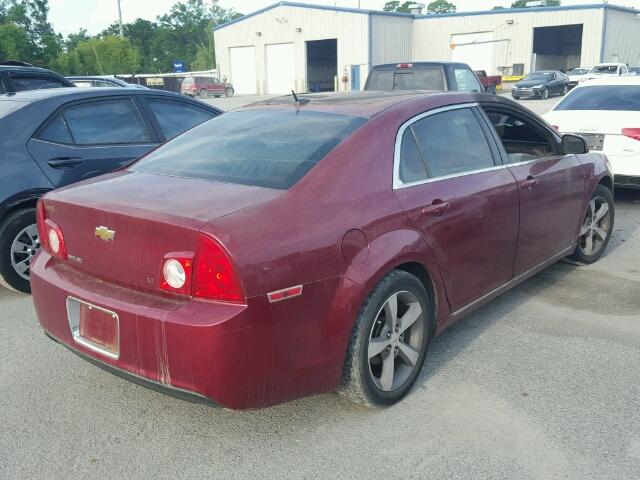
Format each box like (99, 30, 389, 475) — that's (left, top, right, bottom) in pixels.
(95, 226, 115, 242)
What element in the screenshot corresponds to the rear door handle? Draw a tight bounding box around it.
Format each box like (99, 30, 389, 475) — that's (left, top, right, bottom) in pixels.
(47, 157, 83, 169)
(421, 201, 450, 217)
(520, 176, 538, 190)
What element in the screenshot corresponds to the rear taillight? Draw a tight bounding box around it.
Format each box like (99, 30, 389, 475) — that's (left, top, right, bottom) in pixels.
(193, 234, 244, 302)
(159, 234, 244, 302)
(396, 63, 413, 69)
(36, 200, 67, 261)
(622, 128, 640, 141)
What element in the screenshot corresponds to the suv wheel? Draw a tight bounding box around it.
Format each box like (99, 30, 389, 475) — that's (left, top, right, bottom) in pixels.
(340, 270, 433, 406)
(225, 87, 234, 98)
(199, 89, 208, 99)
(0, 208, 39, 293)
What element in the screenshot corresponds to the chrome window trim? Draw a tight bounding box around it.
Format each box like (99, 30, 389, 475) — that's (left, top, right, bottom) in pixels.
(393, 102, 501, 190)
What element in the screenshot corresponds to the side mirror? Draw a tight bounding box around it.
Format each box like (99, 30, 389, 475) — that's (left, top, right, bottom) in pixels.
(561, 134, 588, 155)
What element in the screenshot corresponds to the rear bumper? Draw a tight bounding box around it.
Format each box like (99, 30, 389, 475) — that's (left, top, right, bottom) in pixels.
(601, 151, 640, 183)
(614, 174, 640, 189)
(31, 253, 361, 409)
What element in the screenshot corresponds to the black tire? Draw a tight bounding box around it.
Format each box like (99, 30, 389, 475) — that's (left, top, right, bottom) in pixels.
(487, 86, 497, 95)
(561, 85, 568, 96)
(569, 185, 615, 265)
(225, 87, 234, 98)
(541, 88, 549, 100)
(199, 89, 208, 99)
(0, 208, 38, 293)
(340, 270, 433, 406)
(512, 94, 520, 100)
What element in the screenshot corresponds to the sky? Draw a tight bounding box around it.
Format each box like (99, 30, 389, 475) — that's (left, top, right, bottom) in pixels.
(49, 0, 640, 37)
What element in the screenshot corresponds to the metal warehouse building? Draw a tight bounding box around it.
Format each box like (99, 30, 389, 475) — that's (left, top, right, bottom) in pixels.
(213, 1, 640, 95)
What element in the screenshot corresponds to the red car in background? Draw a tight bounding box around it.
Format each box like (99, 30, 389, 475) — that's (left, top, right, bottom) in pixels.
(31, 92, 614, 409)
(180, 76, 234, 98)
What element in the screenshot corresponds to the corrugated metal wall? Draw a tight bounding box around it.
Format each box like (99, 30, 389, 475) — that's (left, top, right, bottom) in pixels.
(214, 5, 369, 94)
(370, 14, 413, 66)
(412, 8, 604, 74)
(603, 9, 640, 66)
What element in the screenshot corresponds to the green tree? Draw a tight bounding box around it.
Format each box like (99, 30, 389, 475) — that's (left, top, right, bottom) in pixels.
(54, 36, 139, 76)
(511, 0, 560, 7)
(382, 1, 413, 13)
(427, 0, 456, 14)
(0, 22, 32, 60)
(65, 28, 90, 51)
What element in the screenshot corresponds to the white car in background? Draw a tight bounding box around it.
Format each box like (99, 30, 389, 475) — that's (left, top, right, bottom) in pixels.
(544, 77, 640, 189)
(582, 63, 628, 83)
(566, 67, 590, 89)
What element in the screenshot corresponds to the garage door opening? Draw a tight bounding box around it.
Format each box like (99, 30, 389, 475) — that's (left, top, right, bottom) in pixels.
(532, 24, 583, 72)
(306, 39, 337, 93)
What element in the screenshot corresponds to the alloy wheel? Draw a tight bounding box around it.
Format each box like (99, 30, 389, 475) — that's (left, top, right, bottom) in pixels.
(10, 223, 40, 281)
(578, 196, 611, 256)
(367, 291, 424, 392)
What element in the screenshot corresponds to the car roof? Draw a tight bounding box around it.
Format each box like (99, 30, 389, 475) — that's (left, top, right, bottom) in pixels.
(240, 91, 501, 119)
(576, 76, 640, 87)
(0, 65, 60, 74)
(0, 87, 183, 103)
(372, 62, 465, 70)
(594, 63, 625, 67)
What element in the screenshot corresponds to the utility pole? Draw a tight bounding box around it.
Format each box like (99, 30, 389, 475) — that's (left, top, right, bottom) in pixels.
(117, 0, 124, 38)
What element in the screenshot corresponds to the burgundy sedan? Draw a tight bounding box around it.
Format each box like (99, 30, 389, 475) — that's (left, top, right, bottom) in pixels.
(31, 92, 615, 409)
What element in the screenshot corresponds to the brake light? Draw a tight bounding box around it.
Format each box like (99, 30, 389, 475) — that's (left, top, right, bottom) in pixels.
(193, 234, 244, 302)
(622, 128, 640, 141)
(396, 63, 413, 69)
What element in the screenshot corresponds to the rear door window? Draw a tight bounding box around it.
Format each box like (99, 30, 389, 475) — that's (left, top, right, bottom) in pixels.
(59, 98, 153, 145)
(131, 110, 366, 189)
(409, 108, 495, 178)
(144, 98, 217, 139)
(37, 114, 74, 144)
(398, 129, 428, 183)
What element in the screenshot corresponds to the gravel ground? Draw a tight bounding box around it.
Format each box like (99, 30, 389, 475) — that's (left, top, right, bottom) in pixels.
(1, 92, 638, 480)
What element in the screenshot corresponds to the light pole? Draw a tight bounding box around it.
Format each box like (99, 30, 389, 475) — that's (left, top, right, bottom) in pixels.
(117, 0, 124, 38)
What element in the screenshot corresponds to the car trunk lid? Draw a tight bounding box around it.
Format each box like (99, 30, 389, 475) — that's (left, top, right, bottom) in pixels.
(42, 171, 281, 292)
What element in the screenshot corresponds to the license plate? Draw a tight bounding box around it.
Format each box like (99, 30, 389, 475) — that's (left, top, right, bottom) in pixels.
(579, 133, 605, 151)
(66, 297, 119, 359)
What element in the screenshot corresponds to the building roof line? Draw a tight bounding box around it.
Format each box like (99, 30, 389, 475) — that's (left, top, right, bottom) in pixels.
(213, 1, 413, 31)
(415, 2, 638, 19)
(213, 2, 639, 32)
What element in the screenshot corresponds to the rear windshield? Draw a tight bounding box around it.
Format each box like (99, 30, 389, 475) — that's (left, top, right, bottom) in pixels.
(181, 78, 194, 86)
(554, 85, 640, 111)
(591, 65, 618, 74)
(366, 67, 445, 91)
(131, 110, 366, 189)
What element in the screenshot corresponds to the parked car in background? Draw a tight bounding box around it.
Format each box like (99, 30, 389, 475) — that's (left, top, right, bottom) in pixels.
(583, 63, 628, 81)
(180, 76, 234, 98)
(566, 67, 590, 89)
(627, 67, 640, 76)
(67, 76, 147, 89)
(31, 91, 613, 409)
(511, 70, 570, 100)
(364, 62, 484, 93)
(0, 61, 73, 93)
(474, 70, 502, 94)
(0, 88, 221, 293)
(544, 76, 640, 189)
